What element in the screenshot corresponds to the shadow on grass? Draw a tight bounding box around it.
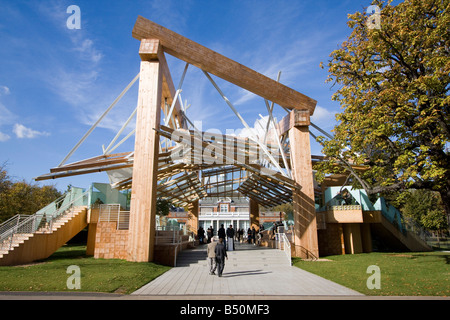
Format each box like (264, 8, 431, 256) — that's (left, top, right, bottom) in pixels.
(43, 245, 88, 261)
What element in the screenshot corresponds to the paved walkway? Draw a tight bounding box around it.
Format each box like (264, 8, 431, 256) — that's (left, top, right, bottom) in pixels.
(132, 242, 363, 297)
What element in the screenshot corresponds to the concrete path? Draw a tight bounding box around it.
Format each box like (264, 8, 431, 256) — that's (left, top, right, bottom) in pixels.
(132, 242, 363, 297)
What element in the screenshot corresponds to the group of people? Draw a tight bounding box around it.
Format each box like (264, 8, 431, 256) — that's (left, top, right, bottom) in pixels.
(206, 236, 227, 277)
(206, 224, 233, 277)
(196, 225, 217, 245)
(198, 224, 265, 246)
(203, 224, 266, 277)
(246, 226, 265, 245)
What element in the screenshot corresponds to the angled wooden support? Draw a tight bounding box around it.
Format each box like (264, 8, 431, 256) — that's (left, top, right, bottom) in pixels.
(132, 16, 317, 114)
(150, 40, 186, 131)
(288, 109, 319, 259)
(127, 39, 163, 262)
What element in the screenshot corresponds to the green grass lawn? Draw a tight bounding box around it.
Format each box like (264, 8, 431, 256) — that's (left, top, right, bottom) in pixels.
(293, 251, 450, 296)
(2, 245, 448, 296)
(0, 245, 171, 294)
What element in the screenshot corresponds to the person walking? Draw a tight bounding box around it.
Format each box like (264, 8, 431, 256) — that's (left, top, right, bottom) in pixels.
(214, 238, 228, 277)
(218, 224, 226, 247)
(226, 224, 235, 251)
(206, 226, 213, 243)
(198, 226, 205, 244)
(206, 237, 218, 275)
(251, 226, 257, 245)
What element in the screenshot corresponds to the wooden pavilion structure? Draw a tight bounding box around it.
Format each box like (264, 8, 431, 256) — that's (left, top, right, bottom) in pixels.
(36, 16, 320, 261)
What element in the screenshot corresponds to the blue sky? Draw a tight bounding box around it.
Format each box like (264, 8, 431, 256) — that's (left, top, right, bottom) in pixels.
(0, 0, 375, 191)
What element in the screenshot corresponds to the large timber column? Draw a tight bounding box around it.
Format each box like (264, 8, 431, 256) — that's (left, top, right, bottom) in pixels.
(127, 39, 163, 262)
(288, 110, 319, 259)
(187, 200, 199, 234)
(249, 198, 260, 231)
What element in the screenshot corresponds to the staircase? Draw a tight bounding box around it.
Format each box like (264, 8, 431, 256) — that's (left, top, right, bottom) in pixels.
(321, 186, 432, 253)
(372, 197, 432, 252)
(0, 187, 89, 266)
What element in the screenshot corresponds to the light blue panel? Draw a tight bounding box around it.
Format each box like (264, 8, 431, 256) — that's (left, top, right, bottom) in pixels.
(90, 182, 129, 209)
(359, 191, 375, 211)
(323, 186, 362, 206)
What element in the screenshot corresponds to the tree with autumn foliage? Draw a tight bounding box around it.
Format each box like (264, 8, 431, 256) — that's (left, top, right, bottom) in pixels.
(316, 0, 450, 219)
(0, 163, 62, 223)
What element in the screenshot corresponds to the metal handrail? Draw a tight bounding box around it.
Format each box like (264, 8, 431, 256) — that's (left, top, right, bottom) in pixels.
(0, 188, 89, 253)
(0, 215, 31, 238)
(276, 232, 291, 266)
(317, 205, 362, 212)
(155, 226, 182, 245)
(98, 204, 130, 230)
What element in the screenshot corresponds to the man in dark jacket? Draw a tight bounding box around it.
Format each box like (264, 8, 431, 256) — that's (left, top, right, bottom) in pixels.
(214, 238, 228, 277)
(218, 224, 226, 247)
(226, 224, 235, 251)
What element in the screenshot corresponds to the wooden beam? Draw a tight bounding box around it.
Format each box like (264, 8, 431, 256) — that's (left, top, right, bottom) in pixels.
(132, 16, 317, 114)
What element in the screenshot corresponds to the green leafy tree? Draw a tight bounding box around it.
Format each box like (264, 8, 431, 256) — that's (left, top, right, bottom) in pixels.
(0, 164, 62, 223)
(400, 189, 448, 233)
(316, 0, 450, 219)
(156, 198, 171, 216)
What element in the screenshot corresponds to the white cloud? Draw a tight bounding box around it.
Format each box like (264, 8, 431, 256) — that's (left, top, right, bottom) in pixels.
(0, 103, 15, 126)
(35, 0, 106, 126)
(13, 123, 50, 139)
(311, 105, 336, 125)
(234, 90, 257, 106)
(72, 37, 103, 64)
(0, 131, 10, 142)
(0, 86, 10, 96)
(0, 97, 15, 142)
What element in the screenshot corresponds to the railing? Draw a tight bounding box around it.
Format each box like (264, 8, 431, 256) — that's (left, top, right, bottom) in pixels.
(0, 215, 31, 238)
(403, 217, 430, 243)
(425, 236, 450, 250)
(155, 226, 184, 267)
(276, 232, 291, 266)
(155, 226, 182, 245)
(98, 204, 130, 230)
(0, 188, 90, 253)
(317, 205, 362, 212)
(155, 226, 196, 267)
(199, 211, 249, 218)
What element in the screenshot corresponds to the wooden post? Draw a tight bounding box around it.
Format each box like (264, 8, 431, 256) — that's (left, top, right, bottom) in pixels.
(127, 39, 163, 262)
(249, 198, 260, 231)
(288, 110, 319, 259)
(188, 200, 199, 234)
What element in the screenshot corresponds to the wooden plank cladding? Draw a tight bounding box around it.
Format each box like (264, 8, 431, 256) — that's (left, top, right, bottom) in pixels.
(132, 16, 317, 114)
